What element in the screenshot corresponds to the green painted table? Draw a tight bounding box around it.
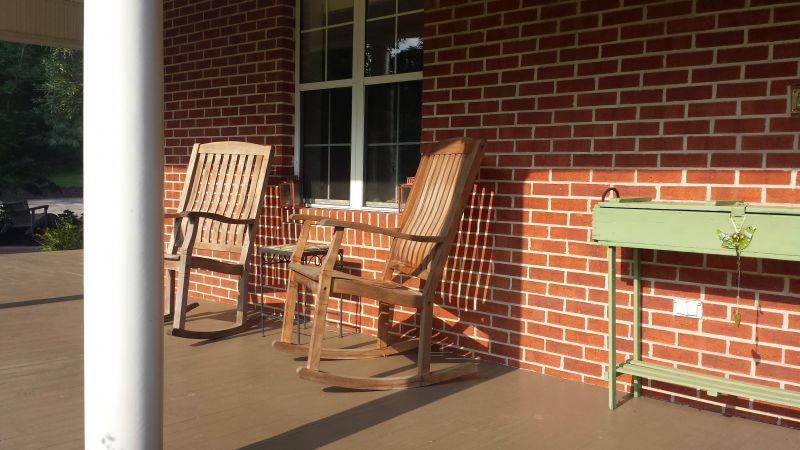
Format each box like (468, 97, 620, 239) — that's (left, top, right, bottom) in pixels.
(592, 198, 800, 410)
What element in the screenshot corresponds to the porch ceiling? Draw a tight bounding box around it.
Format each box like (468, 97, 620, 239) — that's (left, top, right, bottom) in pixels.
(0, 0, 82, 49)
(1, 250, 798, 448)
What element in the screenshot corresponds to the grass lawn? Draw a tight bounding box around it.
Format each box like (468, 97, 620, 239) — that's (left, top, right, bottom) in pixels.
(47, 171, 82, 188)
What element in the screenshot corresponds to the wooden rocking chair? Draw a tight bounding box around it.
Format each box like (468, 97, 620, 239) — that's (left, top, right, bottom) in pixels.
(273, 137, 485, 389)
(164, 141, 273, 339)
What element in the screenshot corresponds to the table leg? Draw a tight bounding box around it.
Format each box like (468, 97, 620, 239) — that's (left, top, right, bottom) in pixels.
(632, 247, 641, 398)
(260, 251, 265, 337)
(338, 249, 344, 337)
(608, 246, 617, 410)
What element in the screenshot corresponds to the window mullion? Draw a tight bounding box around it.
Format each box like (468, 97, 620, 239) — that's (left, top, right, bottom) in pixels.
(363, 71, 422, 85)
(393, 0, 398, 74)
(349, 0, 366, 208)
(324, 0, 328, 80)
(293, 0, 302, 178)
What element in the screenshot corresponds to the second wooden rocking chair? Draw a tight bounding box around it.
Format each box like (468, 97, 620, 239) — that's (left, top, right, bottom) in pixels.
(164, 141, 273, 339)
(274, 137, 486, 389)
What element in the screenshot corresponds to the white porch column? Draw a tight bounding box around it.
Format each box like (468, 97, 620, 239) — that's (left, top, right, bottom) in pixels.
(83, 0, 164, 448)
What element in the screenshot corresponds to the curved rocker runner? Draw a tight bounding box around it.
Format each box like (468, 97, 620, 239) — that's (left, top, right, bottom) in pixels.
(273, 137, 486, 389)
(163, 141, 273, 339)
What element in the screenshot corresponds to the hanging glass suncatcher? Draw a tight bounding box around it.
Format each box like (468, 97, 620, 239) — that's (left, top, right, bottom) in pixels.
(716, 215, 756, 327)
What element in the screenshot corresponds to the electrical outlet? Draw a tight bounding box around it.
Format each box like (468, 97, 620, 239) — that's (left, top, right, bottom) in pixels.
(673, 299, 702, 318)
(791, 84, 800, 116)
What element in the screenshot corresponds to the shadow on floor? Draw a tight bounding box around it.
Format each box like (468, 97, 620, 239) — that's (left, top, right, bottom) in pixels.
(0, 293, 83, 309)
(238, 364, 509, 450)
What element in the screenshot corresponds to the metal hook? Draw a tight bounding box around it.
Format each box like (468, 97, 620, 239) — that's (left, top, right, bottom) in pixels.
(600, 187, 619, 202)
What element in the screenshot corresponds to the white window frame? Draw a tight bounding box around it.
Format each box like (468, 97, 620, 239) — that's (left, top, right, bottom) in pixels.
(293, 0, 423, 210)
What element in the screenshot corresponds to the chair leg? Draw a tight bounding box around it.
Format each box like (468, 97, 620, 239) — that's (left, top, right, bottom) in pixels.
(236, 267, 249, 326)
(172, 265, 191, 331)
(416, 299, 434, 378)
(376, 302, 392, 349)
(306, 282, 332, 372)
(164, 269, 175, 319)
(280, 270, 299, 343)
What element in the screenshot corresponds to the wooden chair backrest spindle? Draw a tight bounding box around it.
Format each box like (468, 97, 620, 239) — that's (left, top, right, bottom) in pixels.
(387, 137, 485, 280)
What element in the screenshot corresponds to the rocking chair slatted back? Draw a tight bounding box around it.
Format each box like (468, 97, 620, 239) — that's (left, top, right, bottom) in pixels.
(175, 141, 272, 253)
(389, 137, 485, 279)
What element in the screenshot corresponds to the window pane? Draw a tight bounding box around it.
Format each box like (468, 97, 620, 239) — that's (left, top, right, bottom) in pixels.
(365, 17, 395, 76)
(364, 81, 422, 206)
(329, 146, 351, 200)
(364, 145, 397, 204)
(301, 0, 325, 30)
(300, 30, 325, 83)
(327, 25, 353, 81)
(302, 146, 328, 200)
(396, 13, 423, 73)
(398, 80, 421, 142)
(398, 0, 423, 13)
(365, 83, 396, 144)
(301, 89, 351, 203)
(398, 144, 421, 187)
(301, 90, 328, 145)
(366, 0, 395, 19)
(329, 87, 352, 144)
(328, 0, 353, 25)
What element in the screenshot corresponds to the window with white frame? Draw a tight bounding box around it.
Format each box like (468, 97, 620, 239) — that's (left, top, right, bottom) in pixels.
(296, 0, 424, 208)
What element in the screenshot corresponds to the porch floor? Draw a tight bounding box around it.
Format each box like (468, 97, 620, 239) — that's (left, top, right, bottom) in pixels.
(1, 250, 797, 449)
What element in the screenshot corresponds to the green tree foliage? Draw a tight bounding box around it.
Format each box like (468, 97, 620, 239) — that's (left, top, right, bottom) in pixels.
(38, 47, 83, 160)
(0, 43, 49, 192)
(0, 42, 82, 194)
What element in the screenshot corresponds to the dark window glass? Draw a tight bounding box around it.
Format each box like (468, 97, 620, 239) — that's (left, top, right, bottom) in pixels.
(301, 0, 325, 29)
(364, 81, 422, 205)
(398, 0, 423, 13)
(301, 88, 352, 204)
(327, 25, 353, 80)
(396, 13, 423, 73)
(329, 88, 352, 144)
(302, 146, 328, 200)
(328, 0, 354, 25)
(365, 17, 395, 76)
(301, 90, 327, 145)
(398, 81, 421, 142)
(365, 83, 396, 144)
(366, 0, 395, 19)
(398, 144, 421, 186)
(364, 145, 396, 203)
(329, 146, 351, 200)
(300, 30, 325, 83)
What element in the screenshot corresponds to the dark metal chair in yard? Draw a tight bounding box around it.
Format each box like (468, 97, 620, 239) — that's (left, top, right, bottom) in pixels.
(0, 200, 49, 236)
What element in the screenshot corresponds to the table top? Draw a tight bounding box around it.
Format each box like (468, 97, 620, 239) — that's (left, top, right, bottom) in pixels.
(260, 242, 331, 258)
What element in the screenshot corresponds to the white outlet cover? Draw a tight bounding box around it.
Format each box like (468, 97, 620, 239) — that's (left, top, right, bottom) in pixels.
(673, 299, 702, 318)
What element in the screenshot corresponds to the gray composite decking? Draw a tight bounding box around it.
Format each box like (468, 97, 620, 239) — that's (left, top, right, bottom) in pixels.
(0, 250, 797, 449)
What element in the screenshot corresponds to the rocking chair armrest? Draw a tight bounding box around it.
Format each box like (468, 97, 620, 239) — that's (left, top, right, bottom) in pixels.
(28, 205, 48, 214)
(287, 213, 325, 223)
(177, 211, 255, 225)
(164, 212, 180, 219)
(319, 218, 444, 243)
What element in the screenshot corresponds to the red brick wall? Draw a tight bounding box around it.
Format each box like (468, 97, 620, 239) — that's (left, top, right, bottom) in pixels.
(422, 0, 800, 426)
(162, 0, 800, 427)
